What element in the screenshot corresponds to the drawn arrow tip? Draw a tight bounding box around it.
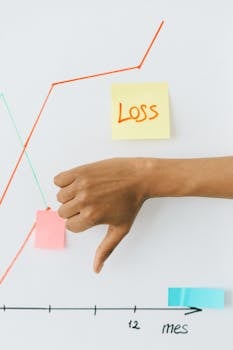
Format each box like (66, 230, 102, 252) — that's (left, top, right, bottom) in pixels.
(185, 307, 203, 315)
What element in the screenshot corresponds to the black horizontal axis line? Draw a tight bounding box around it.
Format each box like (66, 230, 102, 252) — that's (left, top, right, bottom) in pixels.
(1, 306, 48, 310)
(0, 305, 202, 315)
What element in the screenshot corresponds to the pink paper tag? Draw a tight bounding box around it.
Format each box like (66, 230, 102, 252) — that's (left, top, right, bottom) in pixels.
(34, 210, 65, 249)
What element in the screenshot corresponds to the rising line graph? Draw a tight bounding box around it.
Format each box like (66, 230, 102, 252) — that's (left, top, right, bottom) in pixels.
(0, 20, 164, 285)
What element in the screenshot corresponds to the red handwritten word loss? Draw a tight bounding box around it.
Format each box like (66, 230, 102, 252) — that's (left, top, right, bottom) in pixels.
(118, 102, 159, 123)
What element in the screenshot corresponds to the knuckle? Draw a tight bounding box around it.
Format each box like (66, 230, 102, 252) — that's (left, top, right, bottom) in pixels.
(66, 220, 76, 232)
(54, 175, 59, 186)
(56, 190, 64, 203)
(58, 206, 66, 218)
(79, 176, 90, 189)
(54, 172, 63, 185)
(57, 187, 75, 203)
(84, 207, 98, 226)
(66, 219, 84, 233)
(78, 190, 89, 205)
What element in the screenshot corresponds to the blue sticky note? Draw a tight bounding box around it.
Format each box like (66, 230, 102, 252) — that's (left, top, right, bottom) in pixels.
(168, 288, 225, 309)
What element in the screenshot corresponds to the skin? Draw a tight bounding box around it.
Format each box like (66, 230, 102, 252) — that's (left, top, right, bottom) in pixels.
(54, 156, 233, 273)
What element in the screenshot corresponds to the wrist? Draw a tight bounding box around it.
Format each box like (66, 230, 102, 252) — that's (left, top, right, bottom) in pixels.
(136, 156, 233, 200)
(143, 158, 195, 198)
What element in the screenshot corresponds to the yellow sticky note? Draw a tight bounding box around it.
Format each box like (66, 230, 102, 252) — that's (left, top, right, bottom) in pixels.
(111, 82, 170, 139)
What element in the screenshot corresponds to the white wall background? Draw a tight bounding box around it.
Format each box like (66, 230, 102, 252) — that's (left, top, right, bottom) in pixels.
(0, 0, 232, 349)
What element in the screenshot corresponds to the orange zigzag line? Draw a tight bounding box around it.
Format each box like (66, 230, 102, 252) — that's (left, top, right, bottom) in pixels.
(0, 20, 164, 284)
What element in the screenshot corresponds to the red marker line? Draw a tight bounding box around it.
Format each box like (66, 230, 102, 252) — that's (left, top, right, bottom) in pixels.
(0, 85, 54, 205)
(138, 19, 164, 68)
(0, 223, 36, 285)
(0, 207, 51, 285)
(53, 66, 139, 86)
(0, 20, 164, 284)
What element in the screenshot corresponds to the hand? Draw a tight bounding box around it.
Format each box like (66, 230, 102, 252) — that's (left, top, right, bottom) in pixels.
(54, 158, 149, 273)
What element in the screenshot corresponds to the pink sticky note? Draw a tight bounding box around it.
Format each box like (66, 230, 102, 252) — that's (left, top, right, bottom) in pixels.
(34, 210, 66, 249)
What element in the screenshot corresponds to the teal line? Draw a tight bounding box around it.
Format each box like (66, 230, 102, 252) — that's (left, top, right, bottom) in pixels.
(0, 93, 48, 207)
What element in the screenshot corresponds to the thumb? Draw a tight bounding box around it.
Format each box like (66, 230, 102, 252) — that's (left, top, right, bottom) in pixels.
(94, 224, 130, 273)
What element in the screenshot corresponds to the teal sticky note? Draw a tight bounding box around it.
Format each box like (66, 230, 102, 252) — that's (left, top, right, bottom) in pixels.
(168, 288, 225, 309)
